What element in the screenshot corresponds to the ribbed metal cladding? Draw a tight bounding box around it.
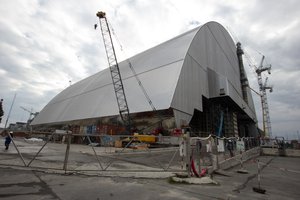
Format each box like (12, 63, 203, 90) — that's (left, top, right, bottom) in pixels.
(32, 22, 257, 129)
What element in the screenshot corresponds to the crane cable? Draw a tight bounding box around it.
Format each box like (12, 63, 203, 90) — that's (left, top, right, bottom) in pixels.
(226, 26, 260, 77)
(107, 20, 158, 113)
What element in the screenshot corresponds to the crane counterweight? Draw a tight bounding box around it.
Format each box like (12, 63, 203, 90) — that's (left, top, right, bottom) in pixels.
(96, 11, 106, 19)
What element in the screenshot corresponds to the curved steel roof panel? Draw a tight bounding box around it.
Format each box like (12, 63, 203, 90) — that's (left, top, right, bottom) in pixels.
(31, 26, 199, 125)
(171, 22, 256, 126)
(32, 21, 257, 126)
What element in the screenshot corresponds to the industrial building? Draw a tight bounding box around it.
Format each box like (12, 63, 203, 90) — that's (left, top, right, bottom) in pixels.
(31, 21, 258, 137)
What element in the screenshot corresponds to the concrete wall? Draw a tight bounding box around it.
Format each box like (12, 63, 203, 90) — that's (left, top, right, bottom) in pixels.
(261, 148, 300, 157)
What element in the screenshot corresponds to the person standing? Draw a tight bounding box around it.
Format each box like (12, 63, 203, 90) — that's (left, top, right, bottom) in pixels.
(5, 131, 13, 150)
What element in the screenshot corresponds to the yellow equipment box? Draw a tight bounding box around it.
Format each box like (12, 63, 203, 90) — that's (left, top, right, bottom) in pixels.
(133, 133, 156, 143)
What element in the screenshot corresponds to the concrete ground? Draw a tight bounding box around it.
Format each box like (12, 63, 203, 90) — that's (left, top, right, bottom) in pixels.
(1, 156, 300, 199)
(1, 138, 300, 199)
(0, 138, 182, 178)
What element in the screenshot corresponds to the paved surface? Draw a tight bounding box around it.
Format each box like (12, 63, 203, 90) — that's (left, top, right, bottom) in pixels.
(1, 155, 300, 199)
(1, 138, 300, 199)
(0, 138, 183, 178)
(0, 137, 252, 175)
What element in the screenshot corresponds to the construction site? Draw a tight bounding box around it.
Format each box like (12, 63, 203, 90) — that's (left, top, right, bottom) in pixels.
(0, 9, 280, 172)
(1, 10, 300, 200)
(30, 12, 260, 138)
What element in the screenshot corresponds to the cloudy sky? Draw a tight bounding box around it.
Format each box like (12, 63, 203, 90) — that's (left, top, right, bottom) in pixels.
(1, 0, 299, 139)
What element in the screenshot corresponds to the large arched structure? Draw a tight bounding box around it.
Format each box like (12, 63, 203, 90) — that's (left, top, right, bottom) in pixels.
(32, 22, 258, 137)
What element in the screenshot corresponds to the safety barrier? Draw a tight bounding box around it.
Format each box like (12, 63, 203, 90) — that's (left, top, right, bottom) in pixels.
(1, 131, 184, 174)
(181, 133, 260, 177)
(0, 131, 260, 176)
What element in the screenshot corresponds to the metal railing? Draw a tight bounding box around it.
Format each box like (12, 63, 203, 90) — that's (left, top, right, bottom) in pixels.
(1, 131, 261, 175)
(1, 131, 184, 174)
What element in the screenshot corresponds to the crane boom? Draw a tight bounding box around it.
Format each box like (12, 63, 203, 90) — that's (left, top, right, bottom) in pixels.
(96, 11, 131, 129)
(20, 106, 32, 114)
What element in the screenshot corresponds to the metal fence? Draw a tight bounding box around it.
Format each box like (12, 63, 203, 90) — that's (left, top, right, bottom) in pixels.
(1, 132, 184, 173)
(0, 131, 260, 175)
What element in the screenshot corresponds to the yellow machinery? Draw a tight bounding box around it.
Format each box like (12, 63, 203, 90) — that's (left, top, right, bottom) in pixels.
(133, 133, 156, 143)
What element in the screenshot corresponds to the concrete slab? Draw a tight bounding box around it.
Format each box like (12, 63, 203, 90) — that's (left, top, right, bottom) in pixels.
(0, 156, 300, 199)
(170, 176, 219, 185)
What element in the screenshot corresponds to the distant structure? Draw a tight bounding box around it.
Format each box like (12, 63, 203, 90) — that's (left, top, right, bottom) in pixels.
(32, 22, 258, 137)
(8, 122, 27, 131)
(20, 106, 39, 130)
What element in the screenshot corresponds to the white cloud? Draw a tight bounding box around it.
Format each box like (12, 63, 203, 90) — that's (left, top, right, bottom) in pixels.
(0, 0, 300, 139)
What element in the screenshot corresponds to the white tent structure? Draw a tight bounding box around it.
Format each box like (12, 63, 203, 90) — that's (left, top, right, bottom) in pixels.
(32, 22, 257, 136)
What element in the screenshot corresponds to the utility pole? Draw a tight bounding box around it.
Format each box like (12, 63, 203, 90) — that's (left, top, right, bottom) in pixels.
(0, 99, 3, 123)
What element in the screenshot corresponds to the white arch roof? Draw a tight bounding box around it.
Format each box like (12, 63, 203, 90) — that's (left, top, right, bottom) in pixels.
(32, 22, 256, 126)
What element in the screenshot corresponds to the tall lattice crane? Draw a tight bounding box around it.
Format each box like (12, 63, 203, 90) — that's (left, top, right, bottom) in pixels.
(20, 106, 37, 121)
(255, 56, 273, 138)
(96, 11, 131, 130)
(20, 106, 39, 130)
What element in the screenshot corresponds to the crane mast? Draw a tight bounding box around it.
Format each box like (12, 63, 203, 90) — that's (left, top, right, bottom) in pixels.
(256, 56, 273, 138)
(96, 11, 130, 129)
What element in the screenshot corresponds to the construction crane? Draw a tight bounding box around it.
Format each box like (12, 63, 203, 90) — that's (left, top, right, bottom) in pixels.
(96, 11, 169, 136)
(20, 106, 36, 120)
(20, 106, 39, 130)
(96, 11, 131, 130)
(255, 56, 273, 138)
